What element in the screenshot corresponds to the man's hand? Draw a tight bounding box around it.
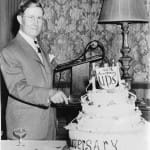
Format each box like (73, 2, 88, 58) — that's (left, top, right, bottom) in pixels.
(50, 90, 68, 104)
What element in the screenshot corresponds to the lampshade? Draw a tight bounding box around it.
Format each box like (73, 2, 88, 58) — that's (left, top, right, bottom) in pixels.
(98, 0, 149, 23)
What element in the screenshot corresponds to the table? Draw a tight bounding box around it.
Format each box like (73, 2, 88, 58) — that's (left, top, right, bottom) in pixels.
(1, 140, 67, 150)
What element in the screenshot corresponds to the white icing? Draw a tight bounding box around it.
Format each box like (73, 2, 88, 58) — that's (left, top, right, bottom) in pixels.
(66, 81, 142, 133)
(65, 68, 149, 150)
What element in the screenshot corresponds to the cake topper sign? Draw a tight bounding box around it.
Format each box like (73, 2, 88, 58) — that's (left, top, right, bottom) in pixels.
(96, 63, 121, 89)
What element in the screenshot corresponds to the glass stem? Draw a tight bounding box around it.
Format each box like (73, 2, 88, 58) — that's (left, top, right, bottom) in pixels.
(19, 138, 22, 145)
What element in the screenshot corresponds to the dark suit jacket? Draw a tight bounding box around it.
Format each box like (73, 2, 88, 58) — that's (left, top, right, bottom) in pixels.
(0, 33, 56, 140)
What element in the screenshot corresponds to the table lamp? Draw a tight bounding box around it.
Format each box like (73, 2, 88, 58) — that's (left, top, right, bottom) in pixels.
(98, 0, 148, 88)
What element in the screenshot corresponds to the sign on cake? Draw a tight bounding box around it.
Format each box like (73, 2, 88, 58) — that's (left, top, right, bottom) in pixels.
(96, 63, 121, 89)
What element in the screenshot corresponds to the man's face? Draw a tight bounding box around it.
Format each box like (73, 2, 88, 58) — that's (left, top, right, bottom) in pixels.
(18, 5, 43, 39)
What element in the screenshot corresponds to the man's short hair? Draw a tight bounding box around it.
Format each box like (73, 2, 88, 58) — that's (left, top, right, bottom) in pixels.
(17, 0, 44, 15)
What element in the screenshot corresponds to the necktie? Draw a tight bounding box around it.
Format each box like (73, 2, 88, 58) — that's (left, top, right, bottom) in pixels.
(34, 40, 43, 62)
(34, 40, 41, 53)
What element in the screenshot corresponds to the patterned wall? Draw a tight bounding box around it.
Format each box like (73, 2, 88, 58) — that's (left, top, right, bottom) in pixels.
(39, 0, 97, 63)
(39, 0, 150, 98)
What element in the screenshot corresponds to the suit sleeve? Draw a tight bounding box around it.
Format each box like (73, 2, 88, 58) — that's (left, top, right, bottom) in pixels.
(0, 48, 50, 107)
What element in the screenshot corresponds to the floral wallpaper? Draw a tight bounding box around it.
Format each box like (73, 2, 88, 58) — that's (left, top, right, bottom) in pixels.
(39, 0, 150, 99)
(40, 0, 94, 63)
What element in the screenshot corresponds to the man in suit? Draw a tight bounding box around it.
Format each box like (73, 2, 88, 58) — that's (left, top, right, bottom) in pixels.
(0, 0, 68, 140)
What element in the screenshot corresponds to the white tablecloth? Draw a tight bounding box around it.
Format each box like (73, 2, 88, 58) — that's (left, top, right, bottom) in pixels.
(0, 140, 66, 150)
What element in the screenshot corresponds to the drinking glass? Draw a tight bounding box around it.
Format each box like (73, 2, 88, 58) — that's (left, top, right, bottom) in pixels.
(13, 128, 26, 146)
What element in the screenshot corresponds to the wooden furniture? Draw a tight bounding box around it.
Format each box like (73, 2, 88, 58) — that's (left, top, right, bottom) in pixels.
(52, 102, 81, 140)
(139, 105, 150, 121)
(132, 82, 150, 122)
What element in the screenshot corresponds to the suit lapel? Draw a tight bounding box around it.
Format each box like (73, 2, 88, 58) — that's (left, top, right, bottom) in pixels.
(15, 33, 53, 86)
(40, 47, 53, 86)
(16, 33, 43, 64)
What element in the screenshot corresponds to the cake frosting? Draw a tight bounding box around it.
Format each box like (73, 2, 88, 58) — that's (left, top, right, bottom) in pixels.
(65, 63, 150, 150)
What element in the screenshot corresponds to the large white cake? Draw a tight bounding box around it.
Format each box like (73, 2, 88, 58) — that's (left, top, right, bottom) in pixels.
(65, 63, 150, 150)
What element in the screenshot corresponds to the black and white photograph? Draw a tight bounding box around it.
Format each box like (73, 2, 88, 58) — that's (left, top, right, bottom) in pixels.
(0, 0, 150, 150)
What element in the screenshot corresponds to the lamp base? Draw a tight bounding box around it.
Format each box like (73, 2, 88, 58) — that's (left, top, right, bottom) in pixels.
(120, 47, 132, 89)
(119, 22, 133, 89)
